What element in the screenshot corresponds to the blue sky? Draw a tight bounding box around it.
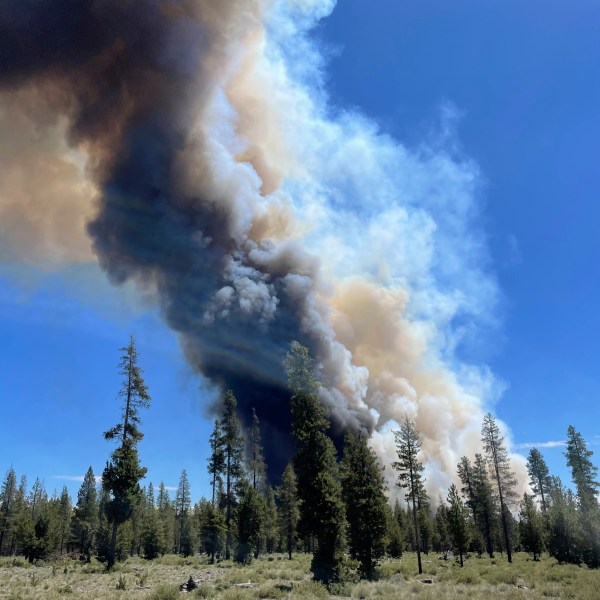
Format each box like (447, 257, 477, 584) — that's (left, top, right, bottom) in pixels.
(1, 0, 599, 501)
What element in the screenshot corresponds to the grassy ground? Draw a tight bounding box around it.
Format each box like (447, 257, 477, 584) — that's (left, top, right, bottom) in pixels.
(1, 552, 599, 600)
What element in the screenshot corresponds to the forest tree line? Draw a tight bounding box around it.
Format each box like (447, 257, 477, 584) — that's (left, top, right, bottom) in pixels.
(0, 339, 599, 583)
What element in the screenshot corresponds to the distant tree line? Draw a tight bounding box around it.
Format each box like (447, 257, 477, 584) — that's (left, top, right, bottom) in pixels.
(1, 338, 599, 582)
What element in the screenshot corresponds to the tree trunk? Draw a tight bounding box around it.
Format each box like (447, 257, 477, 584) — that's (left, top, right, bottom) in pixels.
(500, 503, 512, 563)
(107, 521, 118, 569)
(411, 497, 422, 574)
(407, 451, 423, 575)
(539, 476, 547, 512)
(490, 445, 512, 563)
(483, 511, 494, 558)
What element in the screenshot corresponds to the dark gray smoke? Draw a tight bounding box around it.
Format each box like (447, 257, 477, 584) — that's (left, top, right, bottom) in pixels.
(0, 0, 366, 479)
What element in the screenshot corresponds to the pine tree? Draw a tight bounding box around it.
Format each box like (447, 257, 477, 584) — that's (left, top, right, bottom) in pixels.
(392, 499, 408, 553)
(72, 467, 98, 562)
(236, 483, 263, 564)
(0, 467, 17, 556)
(565, 426, 599, 514)
(471, 453, 496, 557)
(248, 409, 267, 492)
(340, 431, 387, 579)
(115, 517, 133, 561)
(102, 445, 146, 566)
(481, 413, 518, 563)
(56, 487, 72, 555)
(564, 426, 600, 568)
(446, 484, 470, 567)
(262, 487, 278, 555)
(393, 416, 427, 574)
(200, 502, 226, 563)
(434, 499, 451, 557)
(11, 476, 32, 558)
(384, 503, 404, 558)
(286, 342, 346, 584)
(128, 488, 147, 557)
(547, 477, 582, 565)
(102, 336, 151, 569)
(28, 478, 47, 522)
(456, 457, 478, 532)
(526, 448, 552, 512)
(519, 493, 544, 560)
(96, 485, 112, 562)
(22, 479, 51, 562)
(175, 470, 192, 556)
(142, 483, 166, 559)
(157, 483, 176, 554)
(419, 505, 434, 555)
(220, 390, 245, 560)
(277, 462, 300, 560)
(207, 420, 225, 507)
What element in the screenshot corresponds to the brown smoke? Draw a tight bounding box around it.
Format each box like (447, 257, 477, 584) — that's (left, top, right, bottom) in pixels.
(0, 84, 96, 266)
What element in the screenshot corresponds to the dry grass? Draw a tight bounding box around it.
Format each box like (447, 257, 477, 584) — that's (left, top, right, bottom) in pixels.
(1, 552, 599, 599)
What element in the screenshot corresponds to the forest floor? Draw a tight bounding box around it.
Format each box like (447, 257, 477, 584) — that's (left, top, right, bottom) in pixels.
(1, 551, 599, 600)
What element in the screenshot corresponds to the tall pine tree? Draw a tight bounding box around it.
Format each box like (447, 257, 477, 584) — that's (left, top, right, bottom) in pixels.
(564, 426, 600, 567)
(393, 416, 427, 575)
(0, 467, 17, 556)
(72, 467, 98, 561)
(175, 469, 195, 556)
(547, 477, 582, 565)
(219, 390, 245, 560)
(102, 336, 150, 569)
(481, 413, 517, 563)
(526, 448, 552, 513)
(207, 420, 225, 507)
(446, 484, 470, 567)
(340, 431, 387, 580)
(286, 342, 346, 584)
(565, 426, 599, 514)
(519, 493, 544, 561)
(277, 463, 299, 560)
(248, 409, 266, 492)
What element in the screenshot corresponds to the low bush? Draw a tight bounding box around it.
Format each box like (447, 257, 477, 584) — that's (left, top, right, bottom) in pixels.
(149, 583, 180, 600)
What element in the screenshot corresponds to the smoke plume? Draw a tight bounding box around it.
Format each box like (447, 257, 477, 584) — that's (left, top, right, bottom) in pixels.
(0, 0, 525, 493)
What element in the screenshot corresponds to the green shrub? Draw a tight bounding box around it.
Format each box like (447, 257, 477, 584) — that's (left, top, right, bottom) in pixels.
(450, 568, 481, 585)
(58, 584, 73, 594)
(486, 569, 518, 585)
(255, 584, 286, 599)
(291, 581, 330, 600)
(149, 584, 180, 600)
(377, 562, 404, 579)
(115, 573, 127, 590)
(540, 585, 561, 598)
(196, 584, 216, 598)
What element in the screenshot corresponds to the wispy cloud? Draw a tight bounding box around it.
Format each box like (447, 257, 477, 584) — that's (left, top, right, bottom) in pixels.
(513, 440, 566, 450)
(51, 475, 102, 483)
(507, 234, 523, 265)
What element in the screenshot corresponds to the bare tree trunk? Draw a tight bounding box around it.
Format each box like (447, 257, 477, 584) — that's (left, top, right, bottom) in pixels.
(107, 521, 118, 569)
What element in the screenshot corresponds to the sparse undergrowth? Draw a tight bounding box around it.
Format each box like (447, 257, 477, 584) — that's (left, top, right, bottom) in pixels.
(1, 552, 600, 599)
